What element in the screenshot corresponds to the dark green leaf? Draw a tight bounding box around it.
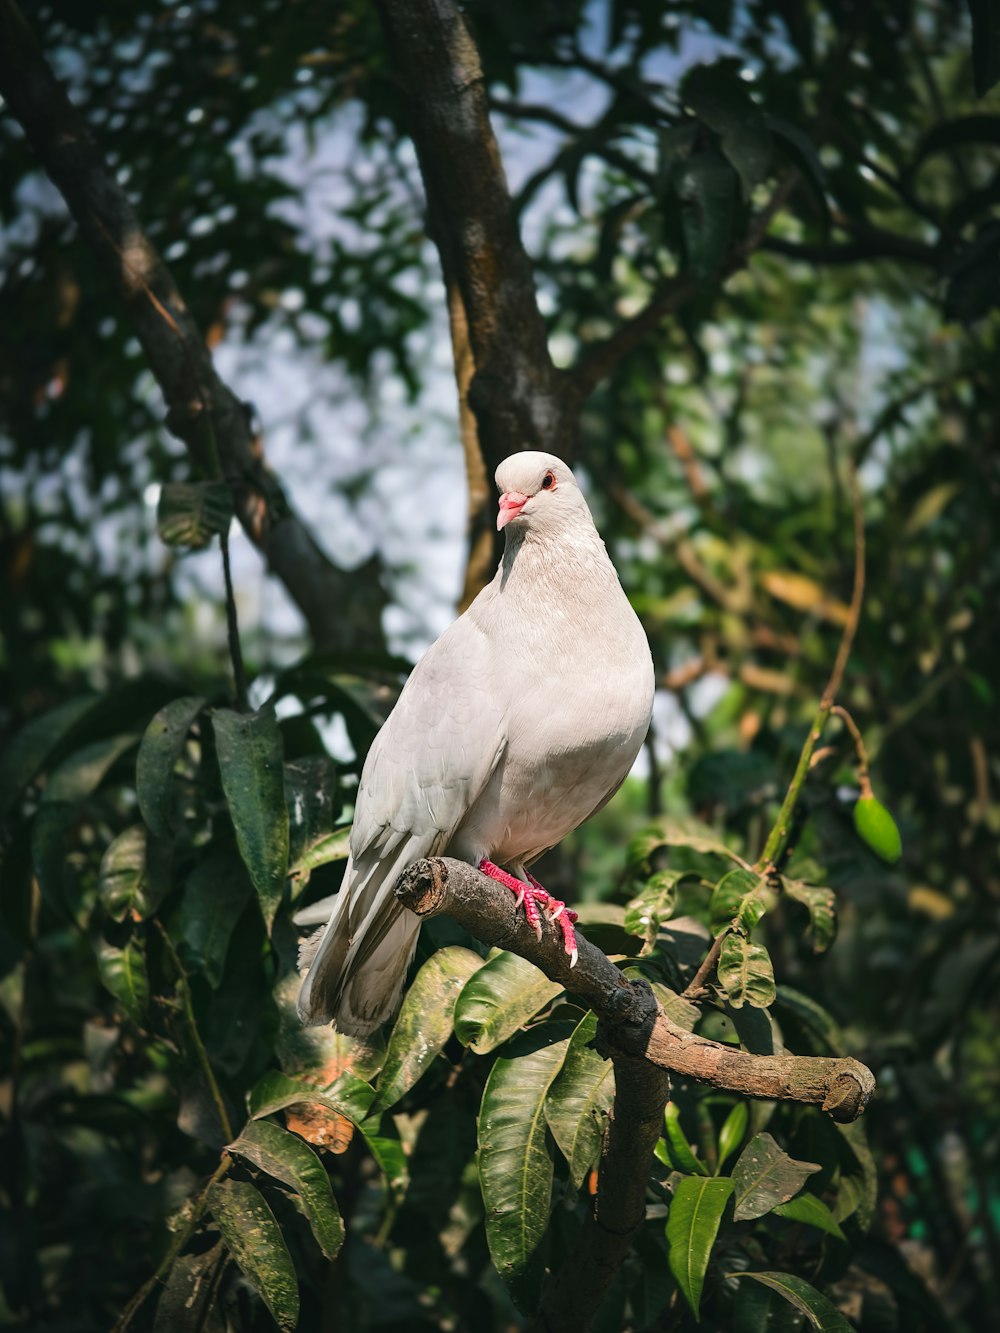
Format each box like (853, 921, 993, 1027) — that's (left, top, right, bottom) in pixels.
(373, 945, 484, 1111)
(285, 756, 344, 880)
(773, 1193, 846, 1239)
(665, 1175, 734, 1317)
(675, 148, 738, 281)
(42, 732, 139, 806)
(478, 1028, 570, 1311)
(229, 1120, 344, 1259)
(853, 796, 902, 864)
(732, 1132, 820, 1221)
(157, 481, 234, 549)
(967, 0, 1000, 97)
(545, 1011, 615, 1189)
(782, 878, 837, 952)
(729, 1272, 853, 1332)
(179, 854, 253, 987)
(0, 695, 95, 821)
(683, 59, 772, 197)
(662, 1100, 710, 1175)
(99, 825, 171, 922)
(213, 707, 289, 930)
(136, 696, 205, 837)
(96, 935, 149, 1024)
(650, 982, 701, 1032)
(718, 931, 776, 1009)
(248, 1069, 375, 1126)
(153, 1246, 225, 1333)
(207, 1177, 299, 1331)
(453, 951, 562, 1054)
(710, 868, 775, 933)
(734, 1277, 807, 1332)
(765, 114, 830, 229)
(774, 987, 848, 1056)
(916, 114, 1000, 158)
(360, 1124, 408, 1195)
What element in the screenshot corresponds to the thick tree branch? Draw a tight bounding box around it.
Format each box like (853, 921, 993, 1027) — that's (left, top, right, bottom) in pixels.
(0, 0, 387, 653)
(395, 857, 876, 1121)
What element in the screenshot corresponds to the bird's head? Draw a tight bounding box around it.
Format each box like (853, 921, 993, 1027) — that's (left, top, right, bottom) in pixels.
(494, 452, 587, 534)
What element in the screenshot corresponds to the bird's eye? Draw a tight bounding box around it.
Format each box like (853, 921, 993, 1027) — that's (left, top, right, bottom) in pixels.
(541, 471, 555, 490)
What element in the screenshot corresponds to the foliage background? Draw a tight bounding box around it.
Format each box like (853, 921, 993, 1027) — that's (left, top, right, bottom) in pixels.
(1, 0, 999, 1329)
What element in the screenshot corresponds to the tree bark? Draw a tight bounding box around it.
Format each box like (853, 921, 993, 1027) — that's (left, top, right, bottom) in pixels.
(0, 0, 387, 653)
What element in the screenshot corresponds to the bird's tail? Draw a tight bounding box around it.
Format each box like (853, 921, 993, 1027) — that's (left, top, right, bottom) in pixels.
(295, 850, 422, 1036)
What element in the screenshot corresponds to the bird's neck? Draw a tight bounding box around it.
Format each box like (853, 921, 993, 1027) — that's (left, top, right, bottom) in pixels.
(495, 518, 619, 609)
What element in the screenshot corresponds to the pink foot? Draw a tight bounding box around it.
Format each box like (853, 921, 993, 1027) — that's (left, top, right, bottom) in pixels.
(478, 860, 579, 967)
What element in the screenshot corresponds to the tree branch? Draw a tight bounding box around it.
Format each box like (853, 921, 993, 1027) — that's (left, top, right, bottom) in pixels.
(394, 857, 875, 1121)
(0, 0, 387, 653)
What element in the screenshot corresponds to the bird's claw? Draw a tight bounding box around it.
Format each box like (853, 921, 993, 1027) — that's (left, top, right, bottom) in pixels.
(478, 860, 580, 965)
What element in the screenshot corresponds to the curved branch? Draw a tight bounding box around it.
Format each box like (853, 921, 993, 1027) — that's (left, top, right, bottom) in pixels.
(395, 857, 876, 1121)
(0, 0, 387, 653)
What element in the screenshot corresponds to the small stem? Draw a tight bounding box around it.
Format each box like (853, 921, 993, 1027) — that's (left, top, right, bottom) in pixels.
(681, 929, 727, 999)
(156, 921, 234, 1143)
(220, 530, 249, 713)
(831, 704, 872, 796)
(756, 474, 865, 871)
(112, 1155, 231, 1333)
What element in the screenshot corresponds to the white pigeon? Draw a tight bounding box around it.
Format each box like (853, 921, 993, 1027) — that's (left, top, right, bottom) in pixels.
(296, 450, 654, 1034)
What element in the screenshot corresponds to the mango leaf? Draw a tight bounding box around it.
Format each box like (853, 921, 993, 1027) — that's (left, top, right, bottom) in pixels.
(718, 932, 776, 1009)
(153, 1246, 225, 1333)
(42, 732, 139, 807)
(544, 1011, 615, 1189)
(249, 1069, 375, 1127)
(0, 694, 95, 821)
(717, 1101, 749, 1170)
(734, 1277, 808, 1332)
(833, 1120, 878, 1231)
(765, 114, 829, 229)
(285, 756, 344, 878)
(228, 1120, 344, 1259)
(682, 59, 772, 197)
(373, 946, 484, 1112)
(729, 1272, 853, 1332)
(625, 870, 689, 947)
(212, 707, 289, 930)
(453, 951, 562, 1054)
(661, 1100, 709, 1175)
(774, 987, 849, 1056)
(666, 1175, 734, 1317)
(99, 825, 171, 922)
(627, 817, 744, 872)
(782, 879, 837, 952)
(732, 1132, 820, 1221)
(206, 1177, 298, 1332)
(96, 935, 149, 1024)
(478, 1028, 570, 1311)
(710, 868, 775, 933)
(157, 481, 233, 549)
(179, 854, 253, 987)
(136, 696, 205, 837)
(292, 827, 351, 877)
(650, 981, 701, 1032)
(773, 1193, 846, 1240)
(968, 0, 1000, 97)
(675, 147, 738, 280)
(853, 796, 902, 864)
(360, 1123, 408, 1196)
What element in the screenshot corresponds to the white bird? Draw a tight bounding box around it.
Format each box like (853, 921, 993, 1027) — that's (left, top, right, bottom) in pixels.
(296, 451, 654, 1034)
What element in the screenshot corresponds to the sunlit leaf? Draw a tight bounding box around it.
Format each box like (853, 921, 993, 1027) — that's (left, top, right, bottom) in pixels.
(157, 481, 233, 548)
(717, 1101, 749, 1170)
(212, 707, 289, 929)
(666, 1175, 734, 1317)
(96, 935, 149, 1024)
(207, 1177, 298, 1331)
(627, 818, 744, 871)
(545, 1011, 614, 1189)
(773, 1192, 846, 1240)
(625, 870, 688, 947)
(760, 570, 850, 625)
(136, 696, 205, 837)
(453, 951, 561, 1054)
(710, 868, 775, 933)
(373, 945, 484, 1112)
(249, 1069, 375, 1127)
(228, 1120, 344, 1259)
(717, 932, 776, 1009)
(99, 825, 171, 922)
(729, 1272, 853, 1332)
(661, 1100, 709, 1175)
(732, 1132, 820, 1221)
(782, 878, 837, 952)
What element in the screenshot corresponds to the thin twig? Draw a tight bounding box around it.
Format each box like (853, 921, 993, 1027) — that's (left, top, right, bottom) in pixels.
(680, 929, 726, 1000)
(831, 704, 872, 796)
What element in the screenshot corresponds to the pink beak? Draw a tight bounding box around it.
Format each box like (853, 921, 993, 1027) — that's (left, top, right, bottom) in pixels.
(497, 491, 528, 530)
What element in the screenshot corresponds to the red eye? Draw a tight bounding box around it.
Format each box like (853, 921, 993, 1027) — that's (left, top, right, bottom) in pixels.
(541, 471, 555, 490)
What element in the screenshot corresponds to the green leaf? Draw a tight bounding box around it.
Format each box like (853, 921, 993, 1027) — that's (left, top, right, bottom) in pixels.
(99, 825, 171, 922)
(207, 1177, 299, 1331)
(96, 935, 149, 1024)
(683, 59, 772, 197)
(373, 946, 485, 1112)
(360, 1124, 409, 1195)
(717, 1101, 749, 1171)
(545, 1011, 615, 1189)
(717, 932, 776, 1009)
(153, 1247, 225, 1333)
(729, 1272, 853, 1332)
(213, 707, 289, 930)
(285, 756, 344, 878)
(228, 1120, 344, 1259)
(624, 870, 687, 946)
(136, 696, 205, 837)
(453, 951, 562, 1054)
(0, 694, 95, 821)
(665, 1175, 734, 1317)
(249, 1069, 375, 1126)
(773, 987, 848, 1056)
(662, 1100, 710, 1175)
(967, 0, 1000, 97)
(157, 481, 234, 549)
(710, 868, 775, 933)
(179, 854, 253, 987)
(478, 1028, 570, 1312)
(782, 878, 837, 952)
(650, 982, 701, 1032)
(773, 1193, 846, 1240)
(853, 796, 902, 864)
(732, 1132, 820, 1221)
(765, 114, 830, 229)
(42, 732, 139, 806)
(734, 1277, 808, 1332)
(942, 220, 1000, 322)
(627, 818, 744, 871)
(674, 147, 739, 281)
